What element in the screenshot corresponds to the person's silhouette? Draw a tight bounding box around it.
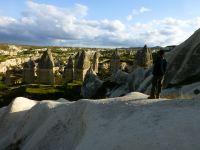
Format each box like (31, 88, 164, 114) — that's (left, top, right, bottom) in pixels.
(148, 50, 167, 99)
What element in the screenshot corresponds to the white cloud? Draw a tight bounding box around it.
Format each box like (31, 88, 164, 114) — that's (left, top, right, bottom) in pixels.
(0, 1, 198, 47)
(100, 19, 125, 31)
(73, 4, 88, 17)
(0, 16, 17, 26)
(126, 15, 133, 21)
(126, 6, 151, 21)
(139, 7, 151, 13)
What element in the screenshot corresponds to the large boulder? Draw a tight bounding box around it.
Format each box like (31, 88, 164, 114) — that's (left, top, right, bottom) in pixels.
(164, 28, 200, 87)
(105, 68, 153, 97)
(110, 69, 129, 85)
(103, 70, 129, 97)
(127, 67, 152, 92)
(81, 67, 103, 98)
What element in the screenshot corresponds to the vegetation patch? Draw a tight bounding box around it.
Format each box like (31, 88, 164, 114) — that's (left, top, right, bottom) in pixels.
(0, 55, 10, 62)
(194, 89, 200, 95)
(0, 82, 83, 107)
(26, 85, 61, 94)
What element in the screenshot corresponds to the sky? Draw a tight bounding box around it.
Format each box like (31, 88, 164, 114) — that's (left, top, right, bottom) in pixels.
(0, 0, 200, 47)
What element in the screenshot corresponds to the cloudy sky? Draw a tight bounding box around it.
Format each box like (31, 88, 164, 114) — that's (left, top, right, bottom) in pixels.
(0, 0, 200, 47)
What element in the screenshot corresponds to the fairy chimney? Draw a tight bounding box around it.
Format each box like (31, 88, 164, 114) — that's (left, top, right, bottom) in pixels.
(75, 51, 90, 81)
(63, 56, 74, 83)
(135, 45, 152, 68)
(22, 58, 35, 83)
(92, 51, 100, 73)
(110, 49, 121, 74)
(37, 49, 55, 84)
(74, 51, 81, 80)
(5, 67, 12, 85)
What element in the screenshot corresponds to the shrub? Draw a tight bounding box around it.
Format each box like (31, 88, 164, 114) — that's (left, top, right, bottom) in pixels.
(194, 89, 200, 95)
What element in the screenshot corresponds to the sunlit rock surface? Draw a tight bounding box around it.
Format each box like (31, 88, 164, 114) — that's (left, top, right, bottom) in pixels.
(1, 93, 200, 150)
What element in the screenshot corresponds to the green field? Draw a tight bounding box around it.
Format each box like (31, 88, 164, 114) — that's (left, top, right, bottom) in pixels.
(0, 81, 83, 107)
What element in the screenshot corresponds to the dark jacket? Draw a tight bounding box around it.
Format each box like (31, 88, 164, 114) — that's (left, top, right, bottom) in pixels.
(153, 56, 167, 76)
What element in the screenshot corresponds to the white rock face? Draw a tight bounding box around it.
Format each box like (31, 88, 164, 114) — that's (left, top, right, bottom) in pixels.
(0, 50, 9, 55)
(1, 94, 200, 150)
(0, 57, 39, 73)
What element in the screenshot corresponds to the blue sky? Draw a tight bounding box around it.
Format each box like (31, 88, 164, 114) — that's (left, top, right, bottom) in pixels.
(0, 0, 200, 47)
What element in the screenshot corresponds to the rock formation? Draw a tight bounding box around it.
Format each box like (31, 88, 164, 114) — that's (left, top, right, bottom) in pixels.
(5, 67, 12, 85)
(135, 45, 153, 68)
(37, 49, 55, 84)
(1, 95, 200, 150)
(0, 57, 36, 74)
(75, 51, 90, 81)
(110, 69, 129, 85)
(128, 67, 152, 93)
(22, 58, 35, 84)
(4, 67, 22, 85)
(110, 49, 121, 74)
(81, 67, 103, 98)
(92, 51, 100, 73)
(73, 52, 81, 80)
(164, 28, 200, 87)
(63, 56, 74, 83)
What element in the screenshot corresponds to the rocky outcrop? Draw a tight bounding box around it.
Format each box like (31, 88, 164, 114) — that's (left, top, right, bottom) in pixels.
(110, 70, 129, 85)
(22, 58, 36, 83)
(110, 49, 121, 74)
(75, 51, 90, 81)
(92, 51, 100, 73)
(63, 56, 74, 83)
(164, 28, 200, 87)
(108, 67, 153, 97)
(135, 45, 153, 68)
(1, 95, 200, 150)
(38, 49, 54, 69)
(81, 67, 103, 98)
(161, 81, 200, 99)
(74, 52, 81, 80)
(81, 66, 152, 98)
(0, 57, 38, 73)
(37, 49, 55, 84)
(127, 67, 152, 92)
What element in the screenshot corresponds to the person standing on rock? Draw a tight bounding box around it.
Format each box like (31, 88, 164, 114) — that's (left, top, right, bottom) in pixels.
(148, 50, 167, 99)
